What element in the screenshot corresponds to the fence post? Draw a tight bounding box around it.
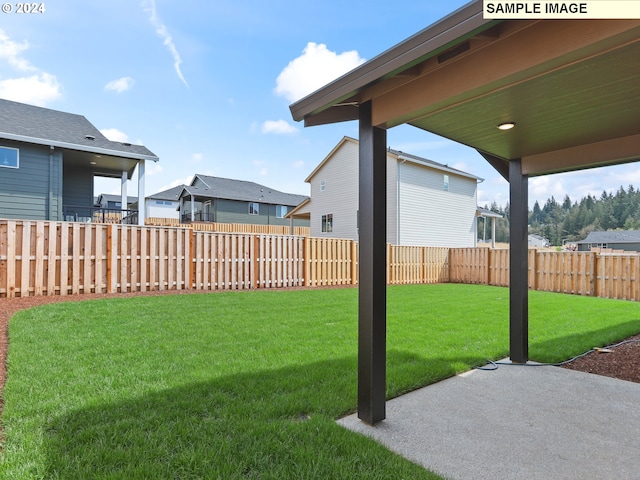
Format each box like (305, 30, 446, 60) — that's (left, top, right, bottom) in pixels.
(252, 235, 260, 289)
(188, 227, 195, 290)
(106, 224, 114, 293)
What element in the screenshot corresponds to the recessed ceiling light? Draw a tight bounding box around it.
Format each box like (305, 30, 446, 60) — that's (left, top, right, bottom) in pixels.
(90, 161, 97, 165)
(497, 122, 516, 130)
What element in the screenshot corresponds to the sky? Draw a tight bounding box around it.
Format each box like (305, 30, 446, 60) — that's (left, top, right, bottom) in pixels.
(1, 0, 638, 210)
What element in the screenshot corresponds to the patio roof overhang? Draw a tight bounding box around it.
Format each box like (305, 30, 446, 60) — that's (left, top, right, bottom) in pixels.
(291, 3, 640, 178)
(290, 0, 640, 425)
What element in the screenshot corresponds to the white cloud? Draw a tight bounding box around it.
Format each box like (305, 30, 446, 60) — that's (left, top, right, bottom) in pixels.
(141, 0, 188, 87)
(261, 119, 298, 135)
(292, 160, 305, 169)
(0, 29, 61, 106)
(0, 73, 61, 107)
(105, 76, 135, 93)
(192, 153, 203, 163)
(100, 128, 130, 142)
(275, 42, 366, 103)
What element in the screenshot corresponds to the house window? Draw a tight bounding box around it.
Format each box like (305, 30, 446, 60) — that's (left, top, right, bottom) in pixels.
(320, 180, 326, 192)
(443, 174, 449, 191)
(322, 214, 333, 233)
(249, 202, 259, 215)
(0, 146, 19, 169)
(276, 205, 288, 218)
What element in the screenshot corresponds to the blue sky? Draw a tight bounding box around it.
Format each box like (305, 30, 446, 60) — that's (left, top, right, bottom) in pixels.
(1, 0, 638, 209)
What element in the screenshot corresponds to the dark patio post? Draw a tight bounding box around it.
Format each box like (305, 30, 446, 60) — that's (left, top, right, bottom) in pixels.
(358, 100, 387, 425)
(509, 158, 529, 363)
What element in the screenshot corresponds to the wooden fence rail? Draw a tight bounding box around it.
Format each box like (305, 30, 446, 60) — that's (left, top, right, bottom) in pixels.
(3, 220, 640, 302)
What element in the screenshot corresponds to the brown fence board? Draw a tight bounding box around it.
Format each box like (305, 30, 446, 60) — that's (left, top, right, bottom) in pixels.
(4, 219, 640, 302)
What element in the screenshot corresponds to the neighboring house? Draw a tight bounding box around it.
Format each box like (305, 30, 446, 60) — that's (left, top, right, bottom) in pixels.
(287, 136, 483, 247)
(477, 207, 504, 248)
(528, 234, 549, 248)
(144, 185, 184, 220)
(178, 174, 309, 227)
(95, 194, 137, 210)
(0, 98, 158, 225)
(576, 230, 640, 252)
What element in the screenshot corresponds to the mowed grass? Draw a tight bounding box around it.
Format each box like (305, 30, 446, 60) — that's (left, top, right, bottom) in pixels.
(1, 284, 639, 479)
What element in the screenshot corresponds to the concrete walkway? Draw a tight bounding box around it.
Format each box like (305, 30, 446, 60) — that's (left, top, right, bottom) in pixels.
(338, 362, 640, 480)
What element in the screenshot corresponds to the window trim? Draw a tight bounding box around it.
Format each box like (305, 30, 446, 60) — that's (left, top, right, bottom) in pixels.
(320, 180, 326, 192)
(0, 146, 19, 169)
(321, 213, 333, 233)
(276, 205, 288, 218)
(443, 174, 449, 191)
(249, 202, 260, 215)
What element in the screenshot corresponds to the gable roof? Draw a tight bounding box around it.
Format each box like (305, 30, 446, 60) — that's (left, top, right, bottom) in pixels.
(147, 185, 185, 201)
(180, 174, 308, 206)
(305, 136, 482, 183)
(577, 230, 640, 245)
(0, 98, 158, 162)
(95, 194, 137, 206)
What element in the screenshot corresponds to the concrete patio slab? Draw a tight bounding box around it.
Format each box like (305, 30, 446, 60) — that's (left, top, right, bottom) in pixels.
(338, 362, 640, 480)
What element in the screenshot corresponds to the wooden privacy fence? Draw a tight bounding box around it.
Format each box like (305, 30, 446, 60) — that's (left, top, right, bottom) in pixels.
(449, 247, 640, 301)
(4, 219, 640, 302)
(1, 220, 454, 297)
(146, 218, 311, 236)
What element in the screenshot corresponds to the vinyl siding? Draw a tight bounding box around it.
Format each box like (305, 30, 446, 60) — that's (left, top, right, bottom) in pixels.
(0, 142, 61, 220)
(215, 199, 300, 226)
(308, 140, 360, 239)
(398, 162, 477, 247)
(62, 162, 93, 212)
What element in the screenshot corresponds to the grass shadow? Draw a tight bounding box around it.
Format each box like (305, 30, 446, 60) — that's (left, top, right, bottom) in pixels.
(529, 318, 640, 363)
(42, 351, 457, 479)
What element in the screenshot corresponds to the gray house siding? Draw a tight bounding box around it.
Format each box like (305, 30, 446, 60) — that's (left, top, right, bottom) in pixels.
(214, 199, 297, 226)
(0, 142, 63, 220)
(63, 163, 94, 220)
(398, 162, 477, 247)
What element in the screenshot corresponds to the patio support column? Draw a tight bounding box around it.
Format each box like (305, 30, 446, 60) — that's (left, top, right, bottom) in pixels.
(509, 158, 528, 363)
(137, 159, 145, 226)
(121, 171, 127, 224)
(358, 100, 387, 425)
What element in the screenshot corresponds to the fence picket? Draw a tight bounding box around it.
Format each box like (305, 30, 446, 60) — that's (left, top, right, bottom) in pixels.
(5, 219, 640, 302)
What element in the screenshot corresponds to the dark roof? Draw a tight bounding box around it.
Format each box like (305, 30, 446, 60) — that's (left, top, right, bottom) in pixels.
(0, 98, 158, 161)
(577, 230, 640, 244)
(95, 194, 138, 205)
(147, 185, 184, 201)
(181, 175, 308, 206)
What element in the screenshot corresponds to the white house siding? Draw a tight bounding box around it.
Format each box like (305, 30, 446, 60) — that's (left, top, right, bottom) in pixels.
(146, 200, 179, 219)
(309, 140, 360, 239)
(398, 162, 477, 247)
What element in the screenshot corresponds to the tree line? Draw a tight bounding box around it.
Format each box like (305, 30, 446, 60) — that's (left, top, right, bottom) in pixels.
(477, 185, 640, 247)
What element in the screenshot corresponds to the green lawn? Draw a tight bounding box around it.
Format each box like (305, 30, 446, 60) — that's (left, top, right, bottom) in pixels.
(1, 284, 639, 479)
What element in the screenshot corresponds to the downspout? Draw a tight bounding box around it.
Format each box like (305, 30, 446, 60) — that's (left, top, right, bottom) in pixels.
(48, 146, 54, 220)
(397, 157, 407, 245)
